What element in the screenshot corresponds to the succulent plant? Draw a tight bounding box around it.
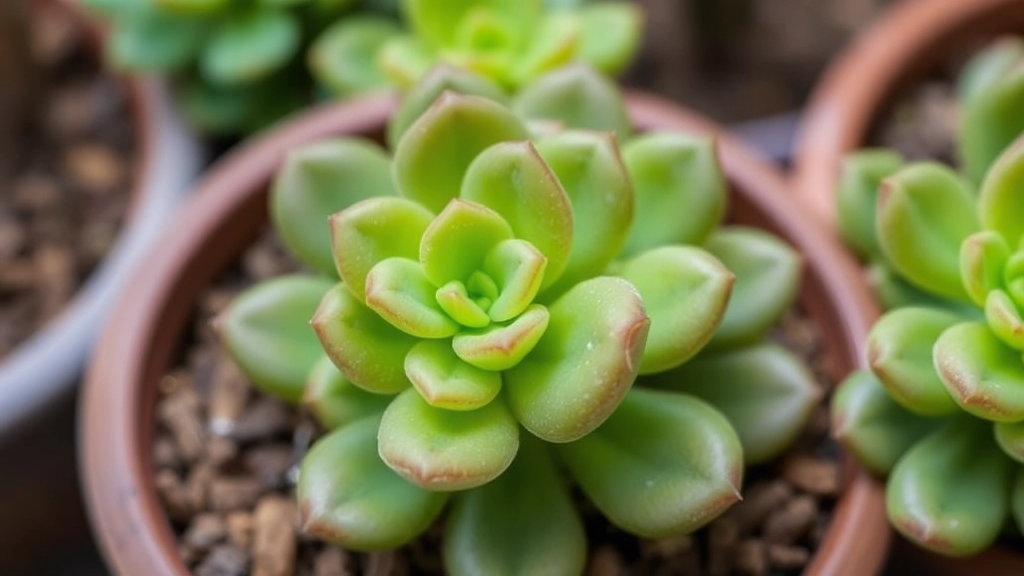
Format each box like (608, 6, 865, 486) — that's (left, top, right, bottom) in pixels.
(80, 0, 387, 135)
(308, 0, 642, 96)
(218, 65, 817, 574)
(833, 116, 1024, 555)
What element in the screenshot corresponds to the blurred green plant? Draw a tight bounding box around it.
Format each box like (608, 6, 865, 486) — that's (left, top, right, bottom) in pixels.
(832, 39, 1024, 557)
(308, 0, 642, 96)
(217, 65, 816, 574)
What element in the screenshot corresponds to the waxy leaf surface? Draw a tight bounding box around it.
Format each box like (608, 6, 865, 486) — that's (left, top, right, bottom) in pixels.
(305, 355, 392, 430)
(934, 321, 1024, 422)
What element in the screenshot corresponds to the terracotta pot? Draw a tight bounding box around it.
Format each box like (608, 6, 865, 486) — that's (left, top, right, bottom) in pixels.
(0, 0, 202, 435)
(791, 0, 1024, 573)
(80, 93, 888, 576)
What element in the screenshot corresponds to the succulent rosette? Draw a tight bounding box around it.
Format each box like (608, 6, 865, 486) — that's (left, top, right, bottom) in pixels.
(831, 41, 1024, 556)
(309, 0, 641, 96)
(219, 65, 817, 574)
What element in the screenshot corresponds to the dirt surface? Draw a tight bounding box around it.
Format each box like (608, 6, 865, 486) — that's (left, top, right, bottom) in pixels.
(625, 0, 896, 123)
(0, 5, 135, 359)
(152, 230, 841, 576)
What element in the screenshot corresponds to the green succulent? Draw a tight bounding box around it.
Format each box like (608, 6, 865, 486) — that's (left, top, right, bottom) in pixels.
(832, 41, 1024, 556)
(308, 0, 642, 96)
(80, 0, 386, 135)
(218, 66, 816, 575)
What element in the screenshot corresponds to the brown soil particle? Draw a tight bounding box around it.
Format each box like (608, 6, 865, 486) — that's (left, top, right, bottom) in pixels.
(875, 81, 959, 164)
(153, 232, 841, 576)
(0, 5, 135, 359)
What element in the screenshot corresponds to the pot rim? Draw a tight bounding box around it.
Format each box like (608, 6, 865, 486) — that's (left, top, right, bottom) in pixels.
(0, 0, 201, 437)
(791, 0, 1024, 229)
(80, 91, 888, 576)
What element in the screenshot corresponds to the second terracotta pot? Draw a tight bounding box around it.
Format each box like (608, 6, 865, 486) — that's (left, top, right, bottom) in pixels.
(81, 93, 888, 576)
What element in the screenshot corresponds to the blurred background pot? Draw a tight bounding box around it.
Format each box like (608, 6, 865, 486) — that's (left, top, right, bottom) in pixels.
(80, 92, 888, 576)
(791, 0, 1024, 573)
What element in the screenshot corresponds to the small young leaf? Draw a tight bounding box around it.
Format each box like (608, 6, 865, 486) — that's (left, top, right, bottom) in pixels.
(995, 420, 1024, 463)
(866, 307, 962, 416)
(558, 388, 743, 537)
(272, 138, 396, 277)
(877, 163, 979, 300)
(507, 12, 579, 86)
(483, 239, 547, 322)
(705, 227, 801, 350)
(986, 289, 1024, 351)
(886, 418, 1014, 556)
(312, 283, 417, 394)
(617, 246, 733, 373)
(513, 64, 631, 137)
(392, 92, 529, 212)
(959, 62, 1024, 185)
(435, 281, 491, 328)
(200, 9, 300, 85)
(574, 2, 642, 74)
(405, 340, 502, 410)
(218, 275, 335, 403)
(960, 231, 1011, 307)
(308, 17, 401, 96)
(462, 142, 572, 291)
(329, 197, 434, 302)
(620, 133, 727, 255)
(934, 321, 1024, 422)
(452, 305, 550, 370)
(652, 344, 819, 465)
(836, 149, 904, 260)
(868, 262, 979, 315)
(505, 277, 649, 442)
(304, 355, 392, 430)
(297, 417, 448, 550)
(365, 258, 459, 339)
(377, 35, 437, 88)
(535, 131, 633, 297)
(445, 437, 586, 576)
(419, 199, 514, 287)
(387, 65, 508, 148)
(831, 370, 941, 476)
(405, 0, 539, 48)
(978, 134, 1024, 247)
(378, 389, 519, 490)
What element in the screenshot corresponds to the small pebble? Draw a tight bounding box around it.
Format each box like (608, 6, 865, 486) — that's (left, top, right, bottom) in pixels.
(226, 511, 254, 548)
(233, 398, 293, 443)
(209, 476, 264, 513)
(314, 547, 353, 576)
(252, 496, 297, 576)
(64, 143, 124, 195)
(708, 516, 739, 576)
(155, 469, 191, 521)
(195, 544, 250, 576)
(783, 455, 841, 496)
(587, 545, 624, 576)
(735, 539, 767, 576)
(184, 513, 227, 550)
(764, 495, 818, 545)
(767, 544, 811, 570)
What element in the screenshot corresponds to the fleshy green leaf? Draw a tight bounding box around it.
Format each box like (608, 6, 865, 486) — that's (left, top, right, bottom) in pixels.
(312, 283, 417, 394)
(304, 355, 392, 430)
(705, 227, 800, 350)
(960, 231, 1011, 307)
(877, 163, 979, 300)
(507, 12, 579, 86)
(404, 0, 539, 48)
(419, 199, 514, 287)
(868, 261, 979, 315)
(200, 9, 300, 85)
(217, 275, 335, 403)
(959, 60, 1024, 185)
(618, 246, 732, 373)
(996, 420, 1024, 463)
(387, 65, 508, 148)
(886, 418, 1014, 556)
(365, 258, 459, 338)
(958, 37, 1024, 102)
(435, 281, 491, 328)
(831, 370, 941, 476)
(934, 321, 1024, 422)
(378, 35, 437, 88)
(107, 10, 207, 71)
(452, 305, 550, 370)
(378, 388, 519, 490)
(978, 134, 1024, 247)
(505, 277, 649, 442)
(462, 141, 572, 291)
(392, 92, 529, 213)
(535, 131, 633, 297)
(329, 197, 434, 302)
(866, 307, 962, 416)
(297, 417, 448, 550)
(445, 437, 585, 576)
(155, 0, 230, 15)
(620, 133, 727, 255)
(559, 388, 743, 537)
(574, 2, 642, 74)
(308, 17, 401, 96)
(836, 149, 904, 260)
(405, 340, 502, 410)
(513, 64, 631, 137)
(272, 138, 396, 277)
(986, 289, 1024, 351)
(483, 239, 547, 321)
(651, 344, 819, 465)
